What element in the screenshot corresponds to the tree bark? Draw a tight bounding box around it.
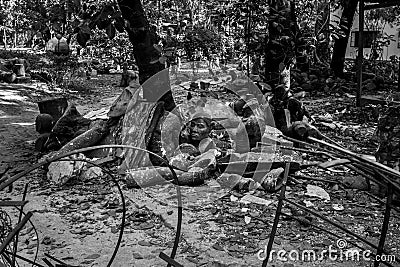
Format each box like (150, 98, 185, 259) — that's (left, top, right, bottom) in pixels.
(291, 0, 308, 72)
(117, 0, 175, 111)
(3, 27, 7, 49)
(264, 0, 296, 90)
(330, 0, 359, 78)
(315, 0, 330, 64)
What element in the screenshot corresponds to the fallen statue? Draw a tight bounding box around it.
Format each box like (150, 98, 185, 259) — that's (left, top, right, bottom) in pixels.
(120, 76, 320, 191)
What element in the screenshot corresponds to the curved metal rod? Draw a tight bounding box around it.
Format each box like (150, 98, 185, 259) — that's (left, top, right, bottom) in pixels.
(12, 207, 41, 267)
(0, 145, 183, 266)
(55, 158, 125, 267)
(308, 136, 400, 188)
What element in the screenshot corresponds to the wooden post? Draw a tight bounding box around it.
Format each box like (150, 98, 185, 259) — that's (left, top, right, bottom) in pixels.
(356, 0, 364, 107)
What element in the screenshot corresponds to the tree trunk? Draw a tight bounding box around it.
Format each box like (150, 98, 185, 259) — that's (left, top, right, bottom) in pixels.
(13, 20, 17, 48)
(292, 0, 308, 72)
(315, 0, 330, 64)
(264, 0, 296, 90)
(3, 28, 7, 49)
(330, 0, 359, 78)
(117, 0, 175, 111)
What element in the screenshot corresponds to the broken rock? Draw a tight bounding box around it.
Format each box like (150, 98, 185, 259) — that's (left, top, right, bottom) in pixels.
(305, 184, 330, 201)
(240, 194, 273, 206)
(81, 166, 103, 180)
(47, 153, 87, 185)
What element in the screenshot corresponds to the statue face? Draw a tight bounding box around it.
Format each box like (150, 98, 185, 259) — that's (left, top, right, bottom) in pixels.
(188, 118, 210, 141)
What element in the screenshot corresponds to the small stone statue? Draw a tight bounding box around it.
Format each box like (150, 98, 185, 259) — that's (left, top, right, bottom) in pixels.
(179, 113, 216, 156)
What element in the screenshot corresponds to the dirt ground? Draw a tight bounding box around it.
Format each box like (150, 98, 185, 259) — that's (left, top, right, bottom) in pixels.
(1, 75, 399, 267)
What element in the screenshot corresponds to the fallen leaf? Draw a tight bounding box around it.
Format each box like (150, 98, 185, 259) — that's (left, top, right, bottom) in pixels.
(212, 243, 224, 251)
(84, 254, 100, 259)
(132, 252, 143, 259)
(138, 240, 152, 246)
(41, 236, 54, 245)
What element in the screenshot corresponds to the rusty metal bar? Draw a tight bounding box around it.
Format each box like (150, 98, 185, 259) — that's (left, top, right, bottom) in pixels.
(278, 145, 332, 157)
(44, 253, 77, 266)
(0, 145, 183, 267)
(159, 252, 184, 267)
(3, 250, 46, 267)
(284, 198, 398, 259)
(374, 178, 394, 267)
(262, 162, 291, 267)
(0, 211, 33, 254)
(55, 158, 126, 267)
(168, 205, 182, 267)
(0, 201, 28, 207)
(308, 137, 400, 186)
(346, 163, 388, 190)
(43, 258, 55, 267)
(281, 135, 340, 158)
(12, 183, 29, 265)
(365, 192, 400, 216)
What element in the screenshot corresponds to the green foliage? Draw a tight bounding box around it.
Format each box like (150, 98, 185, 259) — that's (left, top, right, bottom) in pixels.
(87, 30, 134, 66)
(183, 27, 222, 61)
(210, 0, 268, 59)
(366, 6, 400, 27)
(363, 6, 400, 60)
(0, 50, 41, 62)
(72, 2, 123, 47)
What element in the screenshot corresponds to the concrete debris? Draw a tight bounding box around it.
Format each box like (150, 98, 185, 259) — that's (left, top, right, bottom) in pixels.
(81, 166, 104, 180)
(239, 194, 273, 206)
(47, 153, 87, 185)
(305, 184, 330, 201)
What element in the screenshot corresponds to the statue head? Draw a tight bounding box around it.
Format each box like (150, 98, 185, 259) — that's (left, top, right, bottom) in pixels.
(188, 117, 211, 141)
